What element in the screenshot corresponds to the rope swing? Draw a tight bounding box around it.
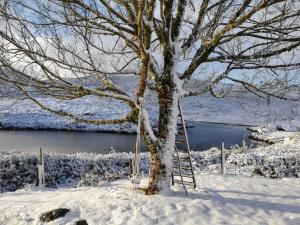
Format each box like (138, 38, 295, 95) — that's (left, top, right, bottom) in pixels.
(131, 97, 143, 190)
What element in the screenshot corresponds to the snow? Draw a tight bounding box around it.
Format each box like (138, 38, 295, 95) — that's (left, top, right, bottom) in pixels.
(0, 99, 299, 224)
(0, 96, 136, 133)
(141, 108, 157, 142)
(157, 74, 183, 193)
(1, 135, 299, 193)
(0, 76, 299, 224)
(0, 76, 299, 132)
(250, 131, 300, 144)
(0, 151, 150, 192)
(0, 174, 300, 225)
(181, 93, 300, 128)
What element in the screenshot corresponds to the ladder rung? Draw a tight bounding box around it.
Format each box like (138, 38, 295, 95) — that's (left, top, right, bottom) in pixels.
(173, 156, 189, 159)
(173, 165, 192, 169)
(173, 173, 193, 178)
(173, 168, 192, 172)
(172, 172, 193, 177)
(176, 150, 189, 153)
(172, 102, 196, 191)
(174, 152, 189, 156)
(174, 153, 189, 157)
(173, 180, 195, 186)
(173, 164, 192, 168)
(173, 171, 193, 175)
(173, 166, 192, 170)
(173, 158, 190, 162)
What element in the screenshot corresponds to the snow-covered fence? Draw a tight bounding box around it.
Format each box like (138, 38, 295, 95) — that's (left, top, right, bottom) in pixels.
(0, 151, 150, 192)
(221, 142, 225, 175)
(37, 148, 45, 188)
(0, 147, 299, 192)
(191, 147, 300, 178)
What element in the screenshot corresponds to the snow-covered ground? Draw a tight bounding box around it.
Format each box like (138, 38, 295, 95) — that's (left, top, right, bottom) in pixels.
(0, 76, 299, 224)
(0, 174, 300, 225)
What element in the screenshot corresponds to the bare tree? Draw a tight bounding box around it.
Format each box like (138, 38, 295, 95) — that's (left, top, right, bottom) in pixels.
(0, 0, 300, 194)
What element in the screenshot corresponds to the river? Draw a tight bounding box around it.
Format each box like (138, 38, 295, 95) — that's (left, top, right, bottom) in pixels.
(0, 122, 253, 154)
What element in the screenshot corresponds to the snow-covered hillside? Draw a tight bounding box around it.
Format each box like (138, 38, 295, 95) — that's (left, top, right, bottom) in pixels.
(0, 93, 299, 133)
(0, 174, 299, 225)
(0, 75, 299, 132)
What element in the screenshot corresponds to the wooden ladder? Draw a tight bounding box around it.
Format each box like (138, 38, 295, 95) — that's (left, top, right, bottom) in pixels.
(171, 102, 197, 195)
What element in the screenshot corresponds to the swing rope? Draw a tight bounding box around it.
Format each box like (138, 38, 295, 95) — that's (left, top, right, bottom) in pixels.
(131, 97, 143, 190)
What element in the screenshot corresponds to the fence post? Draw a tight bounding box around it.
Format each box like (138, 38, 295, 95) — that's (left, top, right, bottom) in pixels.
(38, 148, 45, 188)
(221, 142, 226, 175)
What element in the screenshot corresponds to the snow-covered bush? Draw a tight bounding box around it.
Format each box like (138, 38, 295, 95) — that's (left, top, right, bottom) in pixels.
(0, 151, 150, 192)
(225, 147, 300, 177)
(230, 140, 254, 153)
(1, 144, 299, 193)
(77, 173, 104, 187)
(190, 144, 300, 178)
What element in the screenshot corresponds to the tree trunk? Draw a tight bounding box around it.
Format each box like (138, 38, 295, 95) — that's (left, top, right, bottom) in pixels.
(146, 74, 181, 194)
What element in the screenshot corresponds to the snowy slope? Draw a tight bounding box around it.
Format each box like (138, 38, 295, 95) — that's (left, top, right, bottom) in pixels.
(0, 93, 299, 132)
(0, 75, 299, 132)
(0, 174, 299, 225)
(0, 96, 135, 132)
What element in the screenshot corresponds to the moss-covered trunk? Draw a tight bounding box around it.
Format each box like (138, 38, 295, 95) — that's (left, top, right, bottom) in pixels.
(146, 73, 181, 194)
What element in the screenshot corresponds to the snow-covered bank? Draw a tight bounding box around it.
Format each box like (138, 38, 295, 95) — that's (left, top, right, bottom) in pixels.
(1, 89, 299, 132)
(250, 130, 300, 144)
(249, 123, 300, 145)
(1, 174, 300, 225)
(0, 97, 136, 133)
(1, 137, 299, 192)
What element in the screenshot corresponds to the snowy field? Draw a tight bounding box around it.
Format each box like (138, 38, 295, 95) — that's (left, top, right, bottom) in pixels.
(0, 174, 300, 225)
